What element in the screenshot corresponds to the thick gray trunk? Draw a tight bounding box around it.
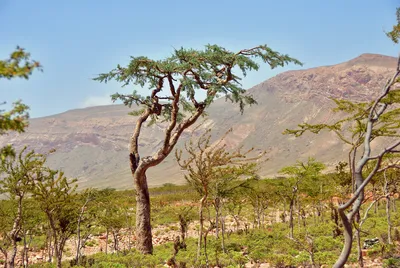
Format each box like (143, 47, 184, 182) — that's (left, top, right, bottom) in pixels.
(135, 173, 153, 254)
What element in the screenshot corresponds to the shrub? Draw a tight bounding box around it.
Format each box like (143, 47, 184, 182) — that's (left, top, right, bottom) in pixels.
(383, 257, 400, 268)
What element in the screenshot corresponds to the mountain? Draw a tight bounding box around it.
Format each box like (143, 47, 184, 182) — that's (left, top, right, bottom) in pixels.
(1, 53, 397, 189)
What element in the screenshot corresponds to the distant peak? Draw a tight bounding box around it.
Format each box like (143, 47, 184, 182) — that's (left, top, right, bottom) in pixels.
(345, 53, 396, 68)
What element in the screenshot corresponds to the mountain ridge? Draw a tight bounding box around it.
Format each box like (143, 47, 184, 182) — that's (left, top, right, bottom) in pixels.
(2, 53, 398, 189)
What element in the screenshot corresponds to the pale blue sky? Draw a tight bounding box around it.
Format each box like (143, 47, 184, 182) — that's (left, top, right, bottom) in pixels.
(1, 0, 399, 118)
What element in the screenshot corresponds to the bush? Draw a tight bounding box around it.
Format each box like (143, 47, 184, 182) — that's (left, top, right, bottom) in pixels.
(383, 257, 400, 268)
(314, 251, 338, 266)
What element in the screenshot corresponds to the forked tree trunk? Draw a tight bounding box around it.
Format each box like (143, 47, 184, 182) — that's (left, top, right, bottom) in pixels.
(334, 171, 364, 268)
(134, 172, 153, 254)
(49, 218, 66, 268)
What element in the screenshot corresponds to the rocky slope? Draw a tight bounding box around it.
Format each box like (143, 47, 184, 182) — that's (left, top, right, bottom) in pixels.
(1, 53, 397, 189)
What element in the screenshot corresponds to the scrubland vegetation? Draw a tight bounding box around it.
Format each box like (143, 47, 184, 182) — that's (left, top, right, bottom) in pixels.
(2, 6, 400, 268)
(2, 168, 400, 268)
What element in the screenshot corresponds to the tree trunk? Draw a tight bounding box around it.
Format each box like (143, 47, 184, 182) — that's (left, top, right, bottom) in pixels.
(22, 230, 31, 268)
(22, 233, 26, 268)
(386, 194, 392, 244)
(56, 253, 62, 268)
(9, 239, 17, 268)
(50, 225, 65, 268)
(53, 238, 62, 268)
(203, 221, 214, 268)
(47, 229, 53, 263)
(8, 196, 23, 268)
(233, 215, 240, 232)
(105, 229, 109, 255)
(134, 172, 153, 254)
(355, 224, 364, 267)
(24, 232, 32, 268)
(333, 171, 364, 268)
(297, 195, 301, 229)
(221, 215, 226, 253)
(128, 227, 132, 251)
(75, 198, 89, 265)
(75, 222, 82, 264)
(1, 249, 8, 268)
(289, 198, 294, 239)
(214, 197, 220, 238)
(112, 230, 119, 252)
(197, 195, 206, 261)
(333, 210, 353, 268)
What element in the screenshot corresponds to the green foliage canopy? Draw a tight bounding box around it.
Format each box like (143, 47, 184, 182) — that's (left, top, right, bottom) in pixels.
(0, 47, 42, 135)
(95, 44, 302, 125)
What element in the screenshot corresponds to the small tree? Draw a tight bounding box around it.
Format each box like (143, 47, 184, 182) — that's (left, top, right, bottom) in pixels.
(176, 128, 262, 261)
(0, 147, 45, 268)
(31, 168, 78, 268)
(285, 55, 400, 267)
(74, 189, 97, 265)
(20, 199, 44, 268)
(246, 179, 276, 229)
(95, 44, 301, 253)
(95, 188, 127, 254)
(277, 158, 325, 238)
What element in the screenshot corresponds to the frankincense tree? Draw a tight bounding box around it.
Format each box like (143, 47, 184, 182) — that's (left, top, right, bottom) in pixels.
(95, 44, 301, 253)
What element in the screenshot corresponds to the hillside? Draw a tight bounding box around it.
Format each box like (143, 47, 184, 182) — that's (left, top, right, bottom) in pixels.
(1, 53, 397, 189)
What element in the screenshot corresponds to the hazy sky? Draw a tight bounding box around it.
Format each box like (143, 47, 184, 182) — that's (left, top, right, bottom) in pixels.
(1, 0, 399, 118)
